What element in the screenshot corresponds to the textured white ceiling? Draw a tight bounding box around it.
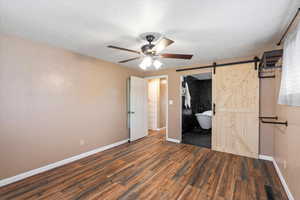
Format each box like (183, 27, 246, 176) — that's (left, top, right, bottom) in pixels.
(0, 0, 299, 70)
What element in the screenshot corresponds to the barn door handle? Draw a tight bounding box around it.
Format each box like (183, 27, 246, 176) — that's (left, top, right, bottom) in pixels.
(213, 103, 216, 115)
(128, 111, 135, 114)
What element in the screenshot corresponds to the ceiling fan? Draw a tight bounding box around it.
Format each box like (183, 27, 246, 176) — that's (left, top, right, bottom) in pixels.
(107, 33, 193, 70)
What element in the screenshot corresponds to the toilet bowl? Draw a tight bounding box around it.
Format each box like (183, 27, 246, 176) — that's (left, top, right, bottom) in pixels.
(195, 110, 212, 129)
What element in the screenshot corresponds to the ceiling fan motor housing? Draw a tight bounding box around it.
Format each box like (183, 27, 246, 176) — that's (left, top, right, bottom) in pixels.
(141, 44, 155, 55)
(141, 34, 156, 55)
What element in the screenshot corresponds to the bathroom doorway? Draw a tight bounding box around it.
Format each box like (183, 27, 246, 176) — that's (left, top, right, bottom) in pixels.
(146, 76, 168, 140)
(181, 73, 212, 148)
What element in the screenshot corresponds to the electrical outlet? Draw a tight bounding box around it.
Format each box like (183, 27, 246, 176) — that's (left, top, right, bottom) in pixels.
(80, 139, 85, 146)
(169, 100, 173, 105)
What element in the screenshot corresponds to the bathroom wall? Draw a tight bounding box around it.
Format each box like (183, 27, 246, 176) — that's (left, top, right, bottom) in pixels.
(0, 34, 143, 179)
(182, 76, 212, 130)
(186, 76, 212, 114)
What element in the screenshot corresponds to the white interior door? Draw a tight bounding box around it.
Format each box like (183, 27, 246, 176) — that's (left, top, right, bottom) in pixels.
(129, 76, 148, 141)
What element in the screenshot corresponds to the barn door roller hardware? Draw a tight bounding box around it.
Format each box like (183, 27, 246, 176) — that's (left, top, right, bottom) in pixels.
(176, 57, 259, 72)
(277, 8, 300, 46)
(213, 62, 216, 74)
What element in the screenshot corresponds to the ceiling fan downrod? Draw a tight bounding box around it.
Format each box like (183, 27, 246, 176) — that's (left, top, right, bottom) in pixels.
(145, 35, 155, 44)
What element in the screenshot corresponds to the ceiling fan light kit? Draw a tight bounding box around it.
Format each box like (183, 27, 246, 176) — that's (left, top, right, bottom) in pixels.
(107, 32, 193, 70)
(139, 56, 153, 70)
(153, 59, 162, 69)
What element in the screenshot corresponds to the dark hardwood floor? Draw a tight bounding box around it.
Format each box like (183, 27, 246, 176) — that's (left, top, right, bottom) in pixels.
(0, 130, 287, 200)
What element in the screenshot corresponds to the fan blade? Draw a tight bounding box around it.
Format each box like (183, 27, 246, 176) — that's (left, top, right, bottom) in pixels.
(107, 45, 140, 54)
(118, 57, 141, 63)
(161, 53, 193, 59)
(153, 37, 174, 53)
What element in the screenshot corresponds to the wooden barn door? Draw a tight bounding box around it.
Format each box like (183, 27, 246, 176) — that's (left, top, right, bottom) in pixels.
(212, 63, 259, 158)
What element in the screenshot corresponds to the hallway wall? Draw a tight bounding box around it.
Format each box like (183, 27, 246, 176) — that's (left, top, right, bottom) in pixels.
(159, 78, 167, 128)
(148, 78, 160, 130)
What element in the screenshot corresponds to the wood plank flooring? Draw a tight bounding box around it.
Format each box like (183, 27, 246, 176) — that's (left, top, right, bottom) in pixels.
(0, 130, 287, 200)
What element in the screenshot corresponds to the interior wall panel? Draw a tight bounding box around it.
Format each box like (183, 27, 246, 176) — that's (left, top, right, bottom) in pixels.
(0, 34, 142, 179)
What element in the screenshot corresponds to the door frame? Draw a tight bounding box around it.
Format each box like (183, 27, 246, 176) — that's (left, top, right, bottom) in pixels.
(144, 75, 169, 140)
(179, 72, 213, 147)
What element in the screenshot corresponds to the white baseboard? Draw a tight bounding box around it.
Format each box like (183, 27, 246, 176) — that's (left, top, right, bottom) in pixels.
(259, 155, 294, 200)
(258, 154, 273, 161)
(272, 158, 294, 200)
(0, 139, 128, 187)
(166, 137, 180, 143)
(149, 127, 166, 131)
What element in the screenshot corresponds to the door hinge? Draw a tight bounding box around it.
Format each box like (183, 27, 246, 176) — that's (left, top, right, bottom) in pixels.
(213, 103, 216, 115)
(213, 62, 216, 74)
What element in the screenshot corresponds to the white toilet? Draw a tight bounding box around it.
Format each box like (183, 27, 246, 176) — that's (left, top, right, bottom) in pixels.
(195, 110, 212, 129)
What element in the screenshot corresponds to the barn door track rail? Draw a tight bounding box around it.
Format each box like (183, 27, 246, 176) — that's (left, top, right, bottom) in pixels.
(176, 57, 259, 72)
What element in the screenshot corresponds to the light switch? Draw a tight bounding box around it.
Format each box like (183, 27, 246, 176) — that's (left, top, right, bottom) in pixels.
(169, 100, 173, 105)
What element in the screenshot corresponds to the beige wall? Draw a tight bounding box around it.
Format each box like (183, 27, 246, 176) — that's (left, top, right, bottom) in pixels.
(259, 78, 276, 156)
(273, 70, 300, 199)
(0, 34, 142, 179)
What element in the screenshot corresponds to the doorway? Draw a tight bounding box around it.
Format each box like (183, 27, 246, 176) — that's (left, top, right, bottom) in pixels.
(146, 76, 168, 140)
(181, 73, 212, 148)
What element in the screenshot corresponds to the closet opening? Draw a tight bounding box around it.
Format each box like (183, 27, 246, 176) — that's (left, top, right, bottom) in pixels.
(181, 73, 212, 148)
(146, 76, 168, 140)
